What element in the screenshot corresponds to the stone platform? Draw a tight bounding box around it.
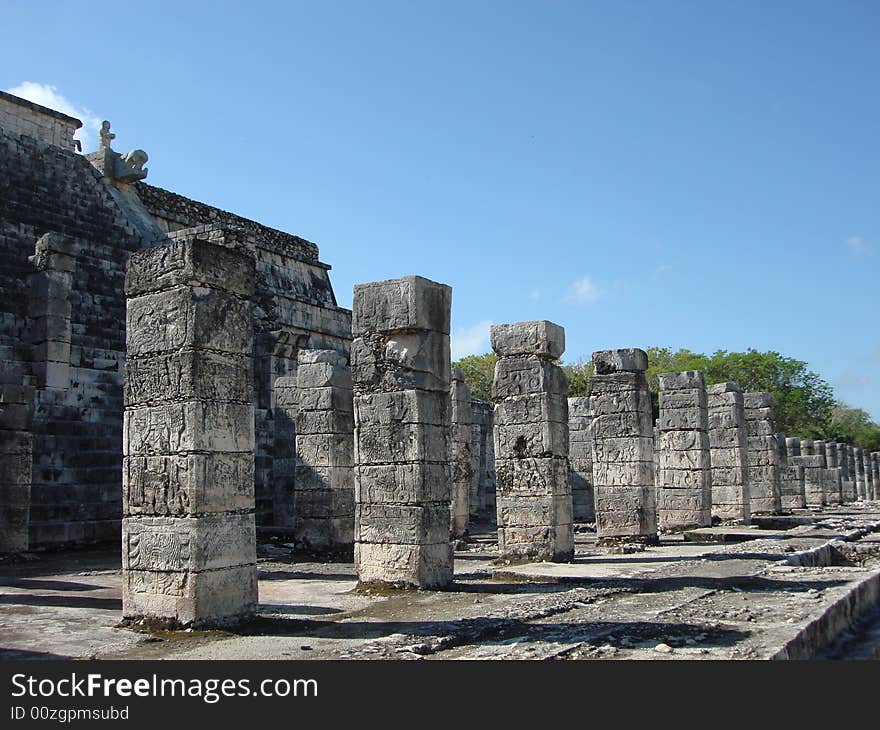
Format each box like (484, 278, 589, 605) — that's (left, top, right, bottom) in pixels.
(2, 504, 880, 660)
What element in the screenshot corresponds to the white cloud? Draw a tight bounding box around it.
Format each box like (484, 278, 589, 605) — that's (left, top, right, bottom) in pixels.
(528, 288, 542, 302)
(563, 275, 604, 305)
(6, 82, 102, 153)
(846, 236, 871, 256)
(451, 320, 492, 360)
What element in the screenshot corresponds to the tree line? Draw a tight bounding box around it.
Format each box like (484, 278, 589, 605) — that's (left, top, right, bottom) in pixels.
(453, 347, 880, 451)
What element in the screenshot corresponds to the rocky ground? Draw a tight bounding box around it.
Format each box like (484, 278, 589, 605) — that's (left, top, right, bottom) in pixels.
(2, 504, 879, 661)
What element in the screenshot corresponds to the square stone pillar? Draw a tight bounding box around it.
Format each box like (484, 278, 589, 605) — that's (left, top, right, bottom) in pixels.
(780, 437, 806, 510)
(743, 392, 781, 515)
(122, 233, 257, 627)
(821, 441, 842, 506)
(853, 447, 866, 500)
(872, 453, 880, 501)
(568, 397, 595, 523)
(865, 450, 876, 500)
(293, 349, 354, 554)
(838, 443, 854, 503)
(589, 348, 657, 544)
(450, 367, 476, 539)
(793, 440, 825, 507)
(656, 371, 712, 531)
(351, 276, 453, 588)
(491, 321, 573, 562)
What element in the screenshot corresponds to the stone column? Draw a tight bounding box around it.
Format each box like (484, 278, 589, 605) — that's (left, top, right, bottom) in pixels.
(589, 348, 657, 544)
(122, 233, 258, 627)
(0, 384, 33, 552)
(470, 399, 496, 523)
(707, 383, 751, 523)
(491, 321, 573, 562)
(568, 397, 595, 523)
(872, 453, 880, 501)
(743, 392, 781, 515)
(778, 436, 806, 511)
(838, 443, 854, 503)
(853, 447, 865, 500)
(656, 371, 712, 531)
(271, 376, 298, 529)
(449, 367, 476, 539)
(864, 450, 876, 500)
(28, 233, 76, 390)
(351, 276, 453, 588)
(293, 349, 354, 554)
(823, 441, 842, 506)
(794, 440, 825, 507)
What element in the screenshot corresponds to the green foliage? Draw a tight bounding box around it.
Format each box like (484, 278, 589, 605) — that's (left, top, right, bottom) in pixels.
(452, 352, 496, 403)
(561, 358, 593, 398)
(646, 347, 836, 439)
(824, 405, 880, 452)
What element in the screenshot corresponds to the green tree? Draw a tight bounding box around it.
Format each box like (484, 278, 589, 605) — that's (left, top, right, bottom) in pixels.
(453, 352, 496, 403)
(561, 358, 593, 398)
(824, 404, 880, 451)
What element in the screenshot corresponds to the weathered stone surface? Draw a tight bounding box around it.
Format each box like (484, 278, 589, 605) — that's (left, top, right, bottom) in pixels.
(778, 436, 807, 510)
(589, 349, 657, 543)
(493, 321, 573, 562)
(352, 276, 451, 336)
(449, 368, 476, 538)
(568, 396, 595, 522)
(123, 235, 257, 626)
(352, 276, 452, 588)
(471, 400, 497, 522)
(293, 349, 354, 553)
(707, 382, 751, 523)
(655, 371, 712, 531)
(592, 348, 648, 375)
(743, 392, 781, 515)
(490, 321, 564, 360)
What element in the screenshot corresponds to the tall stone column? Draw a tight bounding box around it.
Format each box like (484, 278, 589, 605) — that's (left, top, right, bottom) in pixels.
(794, 440, 825, 507)
(351, 276, 453, 588)
(656, 371, 712, 531)
(589, 349, 657, 544)
(450, 367, 476, 539)
(864, 450, 876, 500)
(471, 400, 496, 524)
(122, 233, 257, 627)
(853, 447, 865, 500)
(271, 376, 298, 529)
(743, 392, 781, 515)
(293, 349, 354, 554)
(568, 397, 595, 523)
(707, 383, 751, 523)
(491, 321, 573, 562)
(838, 443, 854, 503)
(872, 453, 880, 501)
(822, 441, 842, 506)
(778, 436, 806, 511)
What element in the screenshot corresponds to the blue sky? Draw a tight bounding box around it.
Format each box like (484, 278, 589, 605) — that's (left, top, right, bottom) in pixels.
(3, 1, 878, 418)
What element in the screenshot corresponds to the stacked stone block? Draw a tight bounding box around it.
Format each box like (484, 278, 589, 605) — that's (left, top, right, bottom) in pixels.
(656, 371, 712, 531)
(821, 441, 842, 506)
(470, 399, 497, 523)
(271, 376, 298, 529)
(122, 233, 258, 626)
(449, 367, 477, 539)
(491, 321, 573, 561)
(778, 436, 806, 511)
(872, 453, 880, 500)
(853, 447, 866, 500)
(865, 450, 876, 500)
(293, 349, 354, 553)
(707, 382, 751, 523)
(838, 443, 855, 503)
(351, 276, 453, 588)
(589, 348, 657, 544)
(568, 397, 595, 523)
(743, 392, 781, 515)
(793, 440, 825, 507)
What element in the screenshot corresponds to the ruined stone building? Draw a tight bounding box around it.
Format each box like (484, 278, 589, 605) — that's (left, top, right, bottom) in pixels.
(0, 90, 351, 552)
